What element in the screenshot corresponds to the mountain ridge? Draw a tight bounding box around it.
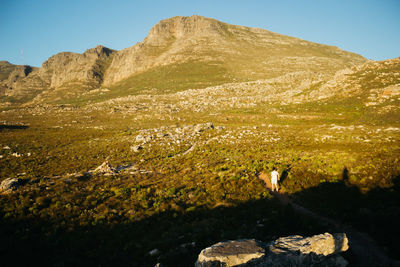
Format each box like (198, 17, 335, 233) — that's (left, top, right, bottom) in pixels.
(0, 15, 371, 105)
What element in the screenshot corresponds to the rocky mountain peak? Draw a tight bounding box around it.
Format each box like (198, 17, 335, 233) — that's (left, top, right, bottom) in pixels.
(145, 15, 227, 45)
(0, 60, 13, 66)
(83, 45, 115, 58)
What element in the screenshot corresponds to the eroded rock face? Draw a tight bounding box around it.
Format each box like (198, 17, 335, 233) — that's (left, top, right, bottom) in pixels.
(39, 45, 115, 89)
(195, 233, 349, 267)
(1, 45, 115, 102)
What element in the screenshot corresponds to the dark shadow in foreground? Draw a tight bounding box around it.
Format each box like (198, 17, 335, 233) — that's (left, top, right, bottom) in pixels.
(0, 125, 29, 131)
(0, 196, 332, 267)
(289, 173, 400, 266)
(1, 173, 399, 266)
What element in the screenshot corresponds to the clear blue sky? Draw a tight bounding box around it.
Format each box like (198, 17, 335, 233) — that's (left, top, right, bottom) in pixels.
(1, 0, 399, 67)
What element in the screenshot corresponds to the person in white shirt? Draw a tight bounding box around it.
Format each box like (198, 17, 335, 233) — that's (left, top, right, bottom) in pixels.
(271, 167, 280, 192)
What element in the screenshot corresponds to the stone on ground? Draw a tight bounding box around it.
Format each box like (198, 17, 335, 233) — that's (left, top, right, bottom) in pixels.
(0, 178, 20, 194)
(93, 161, 117, 175)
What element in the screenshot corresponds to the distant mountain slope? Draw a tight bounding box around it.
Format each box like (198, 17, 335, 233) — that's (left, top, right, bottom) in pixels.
(90, 57, 399, 120)
(1, 15, 368, 105)
(310, 57, 400, 121)
(311, 57, 400, 100)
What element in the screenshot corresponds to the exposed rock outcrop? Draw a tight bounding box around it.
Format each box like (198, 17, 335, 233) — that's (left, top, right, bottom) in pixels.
(195, 233, 349, 267)
(0, 63, 47, 99)
(102, 16, 231, 85)
(0, 178, 21, 194)
(39, 45, 114, 89)
(92, 161, 118, 176)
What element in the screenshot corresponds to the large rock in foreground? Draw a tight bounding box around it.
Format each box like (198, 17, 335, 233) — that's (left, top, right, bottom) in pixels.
(196, 239, 265, 267)
(195, 233, 349, 267)
(0, 178, 20, 195)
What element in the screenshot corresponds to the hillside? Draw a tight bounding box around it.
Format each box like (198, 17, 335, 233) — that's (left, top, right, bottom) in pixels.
(0, 15, 399, 267)
(78, 56, 399, 126)
(0, 15, 366, 104)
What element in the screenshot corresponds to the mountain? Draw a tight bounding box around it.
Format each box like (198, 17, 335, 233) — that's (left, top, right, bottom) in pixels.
(0, 15, 372, 105)
(103, 15, 365, 86)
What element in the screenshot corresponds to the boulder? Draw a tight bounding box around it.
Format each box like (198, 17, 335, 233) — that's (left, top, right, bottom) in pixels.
(195, 239, 265, 267)
(135, 134, 153, 143)
(131, 145, 143, 152)
(195, 233, 349, 267)
(93, 161, 117, 175)
(194, 122, 214, 133)
(271, 233, 348, 256)
(0, 178, 20, 194)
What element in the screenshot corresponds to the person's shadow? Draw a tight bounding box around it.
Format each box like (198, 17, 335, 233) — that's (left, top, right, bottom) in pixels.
(280, 166, 291, 184)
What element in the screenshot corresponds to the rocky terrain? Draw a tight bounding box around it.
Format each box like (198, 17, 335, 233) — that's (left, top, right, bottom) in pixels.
(74, 56, 398, 123)
(311, 57, 400, 106)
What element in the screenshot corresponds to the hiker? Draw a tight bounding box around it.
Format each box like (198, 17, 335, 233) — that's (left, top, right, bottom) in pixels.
(271, 167, 280, 192)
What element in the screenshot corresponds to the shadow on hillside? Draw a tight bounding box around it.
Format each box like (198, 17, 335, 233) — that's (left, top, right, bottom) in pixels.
(0, 124, 29, 130)
(289, 171, 400, 264)
(1, 173, 399, 266)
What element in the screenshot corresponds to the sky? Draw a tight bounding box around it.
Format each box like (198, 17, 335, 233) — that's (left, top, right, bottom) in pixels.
(0, 0, 399, 67)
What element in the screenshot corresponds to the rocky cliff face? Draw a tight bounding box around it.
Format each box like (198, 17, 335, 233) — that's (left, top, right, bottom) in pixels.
(0, 62, 47, 101)
(0, 46, 115, 103)
(39, 45, 114, 89)
(102, 16, 232, 85)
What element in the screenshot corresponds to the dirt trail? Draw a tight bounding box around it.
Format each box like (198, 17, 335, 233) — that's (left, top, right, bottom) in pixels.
(269, 190, 394, 266)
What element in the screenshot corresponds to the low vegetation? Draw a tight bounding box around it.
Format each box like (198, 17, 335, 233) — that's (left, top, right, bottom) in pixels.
(0, 94, 399, 265)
